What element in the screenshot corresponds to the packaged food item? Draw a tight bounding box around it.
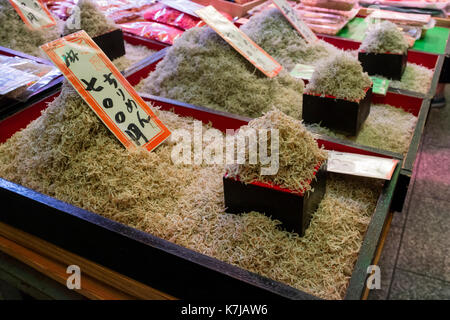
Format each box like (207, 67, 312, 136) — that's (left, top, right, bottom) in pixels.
(367, 9, 433, 27)
(43, 0, 78, 20)
(296, 3, 359, 34)
(0, 54, 61, 101)
(119, 21, 184, 44)
(301, 0, 357, 11)
(101, 0, 157, 24)
(143, 3, 205, 30)
(0, 65, 38, 95)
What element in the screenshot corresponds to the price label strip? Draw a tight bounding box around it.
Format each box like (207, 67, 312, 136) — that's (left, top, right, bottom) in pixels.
(290, 63, 315, 80)
(8, 0, 57, 29)
(370, 76, 390, 96)
(195, 6, 282, 78)
(327, 151, 398, 180)
(41, 30, 171, 152)
(271, 0, 318, 43)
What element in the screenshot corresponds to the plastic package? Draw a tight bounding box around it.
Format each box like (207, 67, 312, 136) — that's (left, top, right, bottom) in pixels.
(301, 0, 358, 11)
(119, 21, 184, 44)
(293, 3, 359, 35)
(0, 55, 61, 101)
(99, 0, 157, 24)
(143, 3, 205, 30)
(43, 0, 78, 20)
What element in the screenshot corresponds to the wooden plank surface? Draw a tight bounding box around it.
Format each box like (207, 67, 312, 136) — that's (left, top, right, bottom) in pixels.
(0, 222, 175, 300)
(0, 252, 85, 300)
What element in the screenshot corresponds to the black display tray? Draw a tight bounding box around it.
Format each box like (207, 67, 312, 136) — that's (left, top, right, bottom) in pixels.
(358, 51, 408, 80)
(223, 163, 327, 236)
(303, 88, 372, 136)
(0, 91, 401, 300)
(93, 28, 126, 61)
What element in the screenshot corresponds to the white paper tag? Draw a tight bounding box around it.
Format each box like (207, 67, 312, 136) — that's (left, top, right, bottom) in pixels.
(8, 0, 57, 30)
(290, 63, 315, 80)
(41, 31, 171, 151)
(271, 0, 318, 43)
(196, 5, 282, 78)
(327, 151, 398, 180)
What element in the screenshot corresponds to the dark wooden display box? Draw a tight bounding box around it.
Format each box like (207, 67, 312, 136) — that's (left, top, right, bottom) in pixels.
(303, 87, 372, 136)
(92, 28, 125, 61)
(223, 163, 326, 236)
(318, 34, 444, 99)
(358, 51, 407, 80)
(0, 90, 401, 300)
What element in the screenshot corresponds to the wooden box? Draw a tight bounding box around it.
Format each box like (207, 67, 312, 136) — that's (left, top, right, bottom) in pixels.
(358, 51, 408, 80)
(303, 87, 372, 136)
(223, 163, 326, 236)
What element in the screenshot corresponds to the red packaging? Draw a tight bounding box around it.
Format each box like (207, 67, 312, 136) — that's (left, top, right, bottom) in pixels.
(119, 21, 184, 45)
(143, 3, 205, 30)
(43, 0, 77, 20)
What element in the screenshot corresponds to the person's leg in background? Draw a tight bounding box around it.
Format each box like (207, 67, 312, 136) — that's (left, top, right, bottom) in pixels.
(432, 56, 450, 108)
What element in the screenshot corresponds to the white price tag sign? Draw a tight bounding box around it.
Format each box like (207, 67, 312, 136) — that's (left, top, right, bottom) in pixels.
(327, 151, 398, 180)
(41, 31, 171, 152)
(271, 0, 318, 43)
(8, 0, 57, 30)
(195, 5, 282, 78)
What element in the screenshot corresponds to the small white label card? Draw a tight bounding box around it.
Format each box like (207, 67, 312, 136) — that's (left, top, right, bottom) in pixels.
(327, 151, 398, 180)
(290, 63, 315, 80)
(271, 0, 318, 43)
(8, 0, 57, 29)
(41, 30, 171, 152)
(195, 5, 282, 78)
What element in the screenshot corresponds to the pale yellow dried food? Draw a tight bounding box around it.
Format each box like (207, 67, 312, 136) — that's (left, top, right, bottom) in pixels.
(227, 109, 327, 192)
(240, 8, 340, 71)
(360, 21, 409, 54)
(112, 42, 156, 72)
(141, 26, 304, 119)
(306, 51, 372, 101)
(389, 63, 433, 95)
(63, 0, 116, 38)
(0, 85, 382, 299)
(308, 103, 418, 155)
(0, 0, 60, 57)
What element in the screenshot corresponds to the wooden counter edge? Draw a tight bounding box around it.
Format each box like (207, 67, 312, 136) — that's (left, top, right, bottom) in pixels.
(0, 222, 175, 300)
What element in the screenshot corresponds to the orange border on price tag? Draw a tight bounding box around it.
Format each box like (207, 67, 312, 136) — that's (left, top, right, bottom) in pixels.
(196, 6, 282, 78)
(9, 0, 57, 29)
(41, 31, 171, 152)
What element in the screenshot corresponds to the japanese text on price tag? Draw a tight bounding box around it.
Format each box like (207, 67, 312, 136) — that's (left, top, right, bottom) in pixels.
(271, 0, 318, 43)
(40, 30, 171, 151)
(8, 0, 56, 29)
(195, 5, 282, 78)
